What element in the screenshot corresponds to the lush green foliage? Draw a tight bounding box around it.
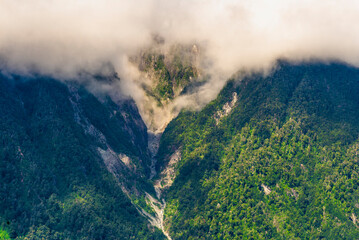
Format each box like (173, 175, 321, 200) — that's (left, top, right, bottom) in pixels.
(0, 76, 164, 239)
(0, 228, 10, 240)
(158, 62, 359, 239)
(2, 62, 359, 239)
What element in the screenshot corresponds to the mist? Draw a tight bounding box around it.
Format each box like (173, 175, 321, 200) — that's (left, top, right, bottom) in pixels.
(1, 0, 359, 131)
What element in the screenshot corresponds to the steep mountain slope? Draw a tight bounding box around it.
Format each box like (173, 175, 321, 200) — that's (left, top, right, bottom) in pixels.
(2, 61, 359, 240)
(156, 62, 359, 239)
(0, 74, 165, 239)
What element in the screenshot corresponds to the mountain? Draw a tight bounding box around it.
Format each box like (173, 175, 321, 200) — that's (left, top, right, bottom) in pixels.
(156, 61, 359, 239)
(0, 74, 165, 239)
(1, 61, 359, 239)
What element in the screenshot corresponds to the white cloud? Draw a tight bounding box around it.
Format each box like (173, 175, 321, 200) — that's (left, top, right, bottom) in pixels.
(1, 0, 359, 130)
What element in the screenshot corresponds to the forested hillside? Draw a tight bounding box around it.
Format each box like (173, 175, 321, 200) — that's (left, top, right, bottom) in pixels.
(157, 62, 359, 239)
(0, 74, 164, 239)
(2, 61, 359, 240)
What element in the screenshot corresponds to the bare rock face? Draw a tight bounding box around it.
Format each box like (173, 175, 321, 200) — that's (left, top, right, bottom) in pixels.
(154, 149, 181, 196)
(261, 184, 272, 195)
(214, 92, 238, 125)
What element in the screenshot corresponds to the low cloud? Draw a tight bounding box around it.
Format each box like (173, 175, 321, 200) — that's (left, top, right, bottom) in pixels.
(1, 0, 359, 130)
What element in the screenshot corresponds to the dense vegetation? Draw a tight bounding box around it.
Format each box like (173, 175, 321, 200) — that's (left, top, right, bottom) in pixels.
(157, 62, 359, 239)
(0, 75, 164, 239)
(2, 61, 359, 239)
